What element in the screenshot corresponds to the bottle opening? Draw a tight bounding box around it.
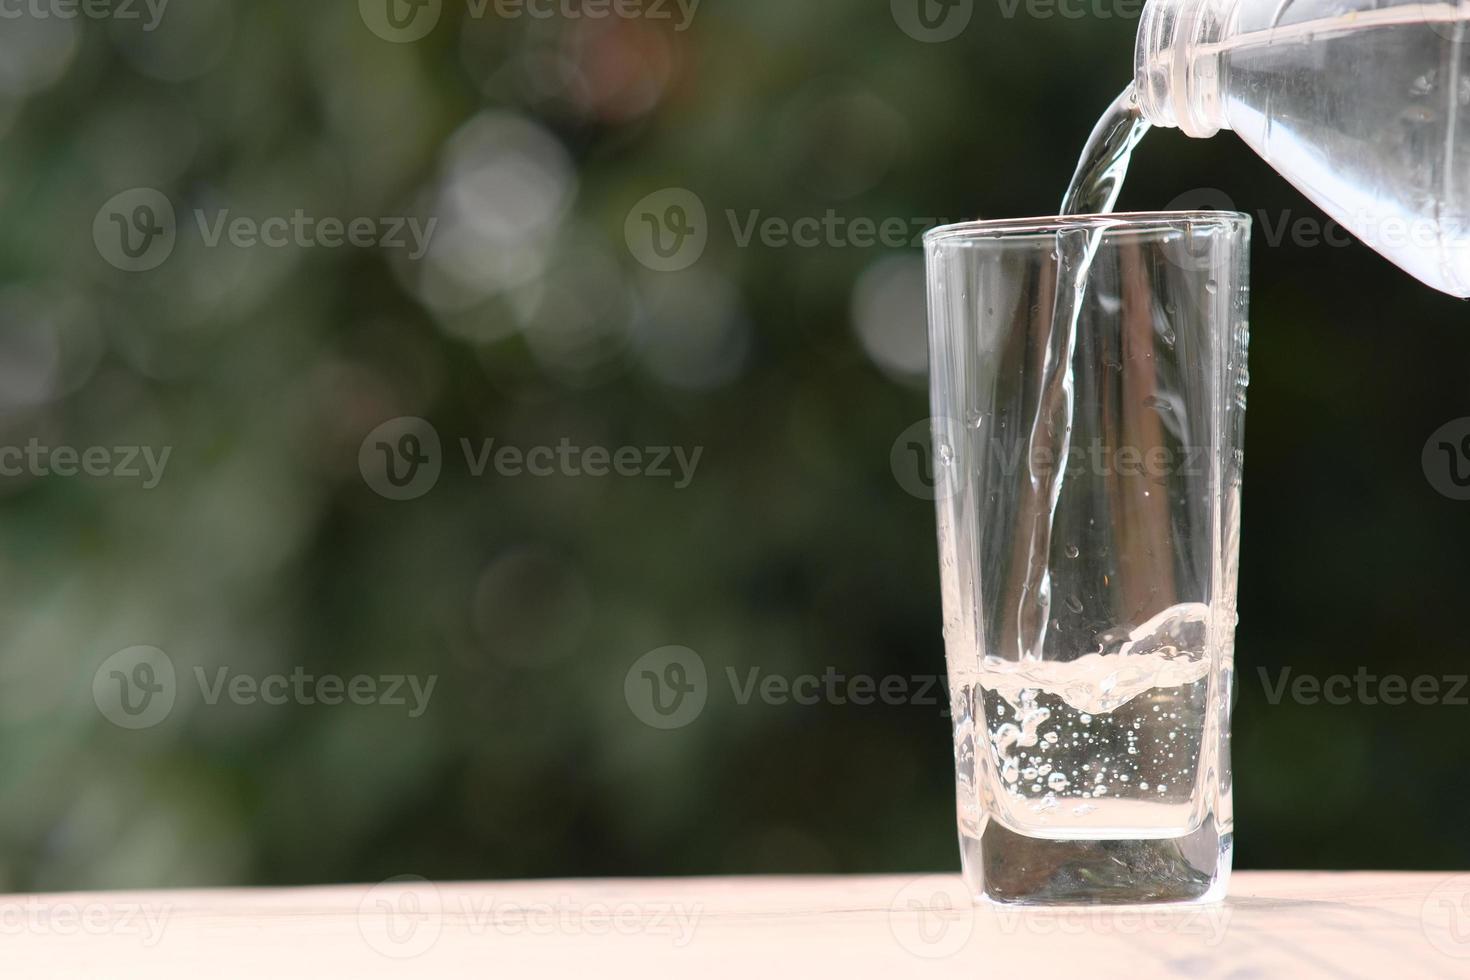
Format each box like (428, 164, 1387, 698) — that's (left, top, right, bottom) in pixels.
(1135, 0, 1235, 138)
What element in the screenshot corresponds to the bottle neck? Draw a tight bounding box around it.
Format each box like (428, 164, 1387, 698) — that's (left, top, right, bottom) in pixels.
(1134, 0, 1235, 138)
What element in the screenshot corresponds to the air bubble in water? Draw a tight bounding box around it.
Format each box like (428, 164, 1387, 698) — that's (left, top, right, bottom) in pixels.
(1143, 395, 1171, 412)
(1047, 772, 1069, 791)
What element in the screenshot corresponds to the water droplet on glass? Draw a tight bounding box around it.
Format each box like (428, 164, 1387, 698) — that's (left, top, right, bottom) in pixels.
(1047, 772, 1069, 791)
(1065, 595, 1084, 614)
(1065, 545, 1080, 559)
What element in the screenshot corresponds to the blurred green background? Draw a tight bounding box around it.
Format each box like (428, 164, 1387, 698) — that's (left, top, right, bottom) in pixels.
(0, 0, 1467, 892)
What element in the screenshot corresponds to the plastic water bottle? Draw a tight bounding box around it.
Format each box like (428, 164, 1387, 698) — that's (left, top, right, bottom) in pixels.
(1134, 0, 1470, 296)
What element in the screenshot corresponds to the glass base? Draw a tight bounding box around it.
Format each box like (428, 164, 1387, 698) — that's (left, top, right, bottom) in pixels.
(959, 813, 1231, 906)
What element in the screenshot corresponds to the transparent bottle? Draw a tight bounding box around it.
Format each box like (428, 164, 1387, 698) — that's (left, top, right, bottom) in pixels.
(1135, 0, 1470, 296)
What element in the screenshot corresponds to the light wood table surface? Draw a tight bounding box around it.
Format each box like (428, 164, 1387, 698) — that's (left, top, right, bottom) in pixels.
(4, 872, 1467, 978)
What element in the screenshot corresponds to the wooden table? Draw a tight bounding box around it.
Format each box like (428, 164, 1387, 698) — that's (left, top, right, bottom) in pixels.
(4, 872, 1467, 977)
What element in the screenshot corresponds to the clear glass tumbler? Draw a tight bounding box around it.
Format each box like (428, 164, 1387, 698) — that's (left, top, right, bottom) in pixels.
(923, 212, 1250, 905)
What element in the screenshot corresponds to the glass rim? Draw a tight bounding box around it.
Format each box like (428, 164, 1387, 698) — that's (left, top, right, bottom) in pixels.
(924, 210, 1251, 245)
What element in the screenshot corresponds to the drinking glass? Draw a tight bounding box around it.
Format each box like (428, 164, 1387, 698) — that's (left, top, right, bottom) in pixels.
(923, 212, 1250, 905)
